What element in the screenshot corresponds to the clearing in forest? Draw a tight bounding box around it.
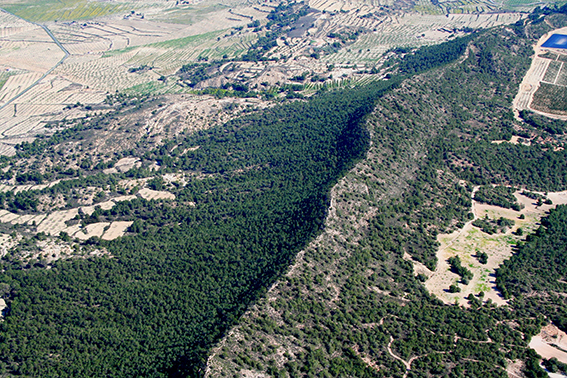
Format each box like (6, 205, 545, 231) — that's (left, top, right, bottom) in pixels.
(412, 187, 567, 307)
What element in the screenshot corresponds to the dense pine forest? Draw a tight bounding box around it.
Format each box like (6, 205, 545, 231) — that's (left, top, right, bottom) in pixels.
(0, 77, 397, 376)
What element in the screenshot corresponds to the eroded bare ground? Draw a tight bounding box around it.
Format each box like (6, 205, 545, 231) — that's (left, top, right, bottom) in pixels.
(4, 93, 270, 177)
(529, 323, 567, 365)
(507, 359, 526, 378)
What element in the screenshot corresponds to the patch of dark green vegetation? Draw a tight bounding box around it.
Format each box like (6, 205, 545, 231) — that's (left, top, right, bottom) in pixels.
(543, 357, 567, 375)
(128, 65, 153, 73)
(178, 62, 214, 87)
(449, 140, 567, 191)
(520, 109, 567, 135)
(0, 190, 39, 212)
(497, 204, 567, 299)
(521, 190, 553, 206)
(448, 255, 474, 284)
(476, 251, 489, 264)
(474, 185, 522, 210)
(472, 215, 515, 235)
(0, 80, 397, 377)
(397, 34, 475, 75)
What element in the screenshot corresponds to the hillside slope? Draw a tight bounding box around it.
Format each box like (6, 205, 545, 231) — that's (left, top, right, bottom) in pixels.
(206, 14, 567, 378)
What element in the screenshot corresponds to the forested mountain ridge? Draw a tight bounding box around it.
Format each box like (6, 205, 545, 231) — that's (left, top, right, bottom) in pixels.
(206, 12, 567, 378)
(1, 5, 567, 378)
(0, 70, 399, 377)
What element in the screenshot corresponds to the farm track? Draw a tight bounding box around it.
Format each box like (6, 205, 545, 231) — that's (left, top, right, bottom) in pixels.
(0, 8, 70, 112)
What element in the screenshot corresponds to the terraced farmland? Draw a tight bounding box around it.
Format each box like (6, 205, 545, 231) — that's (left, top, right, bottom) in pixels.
(514, 25, 567, 118)
(0, 10, 64, 104)
(309, 0, 397, 12)
(0, 181, 173, 239)
(542, 60, 562, 84)
(0, 0, 260, 155)
(2, 0, 171, 23)
(322, 12, 522, 63)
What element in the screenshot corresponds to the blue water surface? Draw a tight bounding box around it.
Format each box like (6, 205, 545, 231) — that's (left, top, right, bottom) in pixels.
(542, 34, 567, 49)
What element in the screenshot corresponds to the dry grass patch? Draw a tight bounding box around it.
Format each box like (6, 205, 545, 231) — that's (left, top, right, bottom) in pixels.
(114, 157, 141, 173)
(73, 222, 110, 240)
(420, 188, 567, 307)
(491, 135, 532, 146)
(137, 188, 175, 200)
(36, 208, 79, 235)
(101, 221, 133, 240)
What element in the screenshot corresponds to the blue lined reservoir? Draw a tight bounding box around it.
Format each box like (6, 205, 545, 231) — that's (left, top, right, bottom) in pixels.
(542, 34, 567, 49)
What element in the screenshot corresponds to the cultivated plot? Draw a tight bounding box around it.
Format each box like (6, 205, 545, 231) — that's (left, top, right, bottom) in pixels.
(0, 0, 263, 155)
(2, 0, 171, 23)
(515, 26, 567, 119)
(0, 176, 175, 242)
(320, 12, 521, 63)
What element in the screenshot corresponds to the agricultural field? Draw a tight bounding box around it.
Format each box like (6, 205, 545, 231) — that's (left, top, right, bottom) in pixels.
(531, 82, 567, 115)
(0, 0, 265, 155)
(540, 55, 567, 86)
(0, 0, 529, 156)
(542, 60, 563, 83)
(516, 25, 567, 118)
(320, 12, 521, 64)
(0, 171, 178, 272)
(309, 0, 511, 14)
(0, 182, 174, 239)
(417, 187, 567, 307)
(2, 0, 171, 23)
(556, 63, 567, 85)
